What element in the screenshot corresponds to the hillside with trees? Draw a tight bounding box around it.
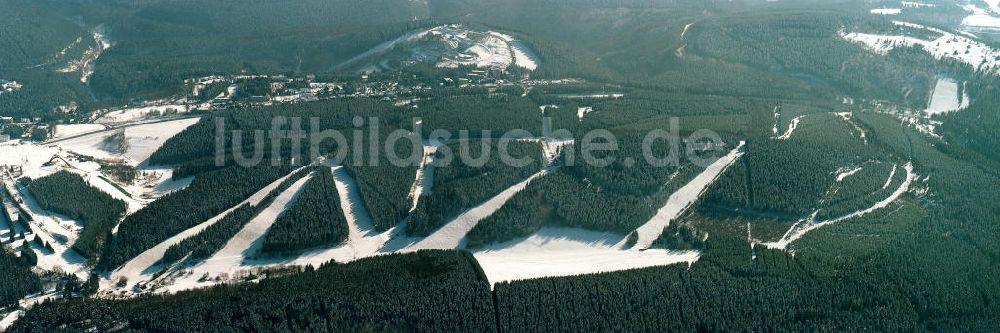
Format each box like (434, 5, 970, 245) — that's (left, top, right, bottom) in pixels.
(24, 171, 127, 263)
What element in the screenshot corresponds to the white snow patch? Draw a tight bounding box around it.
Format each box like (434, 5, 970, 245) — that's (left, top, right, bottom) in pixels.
(95, 105, 192, 124)
(986, 0, 1000, 15)
(901, 1, 935, 8)
(835, 167, 863, 182)
(925, 78, 970, 115)
(0, 310, 23, 331)
(882, 164, 898, 190)
(473, 228, 699, 286)
(53, 118, 199, 166)
(842, 23, 1000, 74)
(871, 8, 902, 15)
(632, 142, 745, 249)
(577, 106, 593, 120)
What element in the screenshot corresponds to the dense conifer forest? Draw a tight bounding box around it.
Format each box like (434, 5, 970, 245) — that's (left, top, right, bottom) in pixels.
(408, 140, 544, 237)
(0, 247, 40, 309)
(262, 167, 349, 255)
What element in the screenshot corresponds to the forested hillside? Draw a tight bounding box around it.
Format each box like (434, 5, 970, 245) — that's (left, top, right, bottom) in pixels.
(408, 140, 544, 237)
(25, 171, 126, 263)
(262, 167, 349, 255)
(104, 166, 292, 269)
(9, 251, 495, 332)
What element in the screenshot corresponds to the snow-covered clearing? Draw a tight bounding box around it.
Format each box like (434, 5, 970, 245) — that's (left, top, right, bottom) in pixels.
(53, 118, 199, 166)
(842, 21, 1000, 73)
(509, 40, 540, 71)
(925, 78, 970, 115)
(871, 8, 902, 15)
(95, 105, 192, 124)
(761, 163, 915, 250)
(986, 0, 1000, 15)
(901, 1, 935, 8)
(241, 166, 405, 267)
(80, 29, 112, 83)
(51, 124, 107, 140)
(681, 23, 694, 40)
(577, 106, 593, 120)
(963, 14, 1000, 28)
(0, 310, 23, 332)
(835, 167, 863, 182)
(555, 93, 624, 99)
(473, 228, 699, 287)
(631, 143, 745, 249)
(882, 164, 898, 190)
(408, 141, 443, 210)
(0, 143, 60, 179)
(105, 169, 308, 292)
(406, 169, 550, 250)
(774, 115, 804, 140)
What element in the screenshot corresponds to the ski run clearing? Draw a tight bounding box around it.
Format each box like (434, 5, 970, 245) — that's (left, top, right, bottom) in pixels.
(632, 142, 746, 250)
(474, 228, 699, 287)
(406, 169, 551, 251)
(925, 78, 970, 115)
(108, 139, 748, 294)
(106, 169, 310, 292)
(761, 162, 916, 250)
(179, 173, 314, 278)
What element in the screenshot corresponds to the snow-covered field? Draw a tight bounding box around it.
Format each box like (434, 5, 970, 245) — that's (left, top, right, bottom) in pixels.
(95, 105, 192, 124)
(53, 118, 199, 166)
(51, 124, 107, 140)
(871, 8, 902, 15)
(2, 180, 90, 280)
(925, 78, 970, 115)
(842, 21, 1000, 74)
(632, 143, 745, 249)
(761, 163, 915, 250)
(473, 228, 699, 286)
